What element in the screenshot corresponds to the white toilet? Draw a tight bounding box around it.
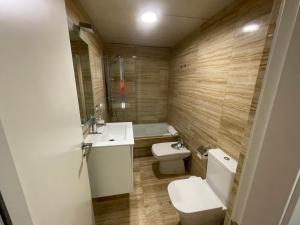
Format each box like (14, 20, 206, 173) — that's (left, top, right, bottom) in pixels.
(168, 149, 237, 225)
(152, 142, 191, 174)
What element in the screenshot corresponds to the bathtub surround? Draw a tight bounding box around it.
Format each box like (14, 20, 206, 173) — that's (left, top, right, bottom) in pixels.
(167, 0, 276, 177)
(133, 123, 175, 138)
(104, 44, 170, 123)
(66, 0, 108, 122)
(133, 123, 177, 157)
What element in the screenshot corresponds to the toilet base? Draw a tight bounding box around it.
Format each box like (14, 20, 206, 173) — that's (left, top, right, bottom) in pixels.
(159, 159, 185, 174)
(179, 208, 225, 225)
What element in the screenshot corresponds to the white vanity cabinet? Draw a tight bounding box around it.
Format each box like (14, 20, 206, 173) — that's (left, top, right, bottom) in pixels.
(84, 122, 134, 198)
(87, 145, 133, 198)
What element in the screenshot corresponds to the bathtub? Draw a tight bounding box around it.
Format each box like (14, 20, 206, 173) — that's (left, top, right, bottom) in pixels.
(133, 123, 178, 157)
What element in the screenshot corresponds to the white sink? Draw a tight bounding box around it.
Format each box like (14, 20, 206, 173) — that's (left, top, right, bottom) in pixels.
(84, 122, 134, 147)
(84, 122, 135, 198)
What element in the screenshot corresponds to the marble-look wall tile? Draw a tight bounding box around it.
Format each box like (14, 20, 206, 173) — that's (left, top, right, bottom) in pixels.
(224, 1, 282, 224)
(168, 0, 275, 177)
(217, 13, 271, 158)
(104, 44, 170, 123)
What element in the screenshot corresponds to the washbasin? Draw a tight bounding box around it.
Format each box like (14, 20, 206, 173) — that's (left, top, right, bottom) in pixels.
(84, 133, 114, 143)
(85, 122, 135, 198)
(84, 122, 134, 147)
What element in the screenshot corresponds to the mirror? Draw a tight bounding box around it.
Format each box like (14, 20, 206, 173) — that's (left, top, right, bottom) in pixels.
(68, 20, 94, 124)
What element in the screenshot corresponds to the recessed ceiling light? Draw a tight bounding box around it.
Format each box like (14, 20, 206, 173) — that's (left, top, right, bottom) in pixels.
(243, 24, 260, 33)
(141, 12, 158, 23)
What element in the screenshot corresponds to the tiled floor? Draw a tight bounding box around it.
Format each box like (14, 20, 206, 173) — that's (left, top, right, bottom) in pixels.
(93, 157, 190, 225)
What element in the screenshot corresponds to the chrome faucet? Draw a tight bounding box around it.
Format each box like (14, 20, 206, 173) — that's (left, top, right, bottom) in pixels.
(178, 138, 183, 147)
(91, 117, 97, 134)
(171, 138, 184, 150)
(178, 138, 184, 148)
(90, 116, 105, 134)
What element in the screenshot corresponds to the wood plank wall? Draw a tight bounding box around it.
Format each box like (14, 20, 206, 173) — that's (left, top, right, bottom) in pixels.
(65, 0, 108, 121)
(167, 0, 276, 177)
(104, 44, 170, 123)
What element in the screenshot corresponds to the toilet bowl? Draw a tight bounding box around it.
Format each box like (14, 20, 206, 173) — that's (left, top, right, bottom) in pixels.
(168, 149, 237, 225)
(152, 142, 191, 174)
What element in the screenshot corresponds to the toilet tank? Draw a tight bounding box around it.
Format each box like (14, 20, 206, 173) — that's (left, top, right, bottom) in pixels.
(206, 149, 237, 207)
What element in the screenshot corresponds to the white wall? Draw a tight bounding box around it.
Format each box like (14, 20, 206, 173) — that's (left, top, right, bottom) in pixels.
(0, 0, 94, 225)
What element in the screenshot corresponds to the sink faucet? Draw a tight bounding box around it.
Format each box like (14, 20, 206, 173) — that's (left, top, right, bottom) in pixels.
(90, 116, 105, 134)
(178, 138, 184, 148)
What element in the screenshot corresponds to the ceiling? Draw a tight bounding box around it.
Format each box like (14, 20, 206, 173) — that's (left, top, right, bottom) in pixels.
(79, 0, 235, 47)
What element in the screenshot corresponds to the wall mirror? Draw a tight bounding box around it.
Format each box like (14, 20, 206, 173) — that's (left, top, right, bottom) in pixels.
(68, 20, 95, 125)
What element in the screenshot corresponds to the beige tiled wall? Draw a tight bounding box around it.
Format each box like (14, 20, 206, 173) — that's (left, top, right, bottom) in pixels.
(104, 44, 170, 123)
(223, 1, 282, 224)
(167, 0, 276, 177)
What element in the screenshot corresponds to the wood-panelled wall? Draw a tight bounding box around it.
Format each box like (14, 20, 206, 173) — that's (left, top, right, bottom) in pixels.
(65, 0, 108, 121)
(167, 0, 276, 177)
(104, 44, 170, 123)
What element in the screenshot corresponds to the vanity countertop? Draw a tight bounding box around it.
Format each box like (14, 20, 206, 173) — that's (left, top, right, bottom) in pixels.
(84, 122, 134, 147)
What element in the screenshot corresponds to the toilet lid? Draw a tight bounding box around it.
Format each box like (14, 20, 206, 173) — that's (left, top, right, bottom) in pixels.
(152, 142, 191, 158)
(168, 177, 225, 214)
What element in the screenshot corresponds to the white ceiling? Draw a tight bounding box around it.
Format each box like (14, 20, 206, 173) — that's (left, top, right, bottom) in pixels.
(79, 0, 235, 47)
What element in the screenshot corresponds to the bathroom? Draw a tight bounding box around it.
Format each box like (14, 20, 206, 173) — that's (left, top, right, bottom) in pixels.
(0, 0, 299, 225)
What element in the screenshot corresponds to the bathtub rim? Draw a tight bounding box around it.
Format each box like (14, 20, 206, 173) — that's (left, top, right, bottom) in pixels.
(134, 134, 179, 140)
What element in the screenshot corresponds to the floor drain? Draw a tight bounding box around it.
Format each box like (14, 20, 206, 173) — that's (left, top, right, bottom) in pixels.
(109, 139, 115, 141)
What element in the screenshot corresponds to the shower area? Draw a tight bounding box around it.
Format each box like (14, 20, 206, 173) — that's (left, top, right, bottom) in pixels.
(103, 55, 137, 123)
(103, 45, 178, 157)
